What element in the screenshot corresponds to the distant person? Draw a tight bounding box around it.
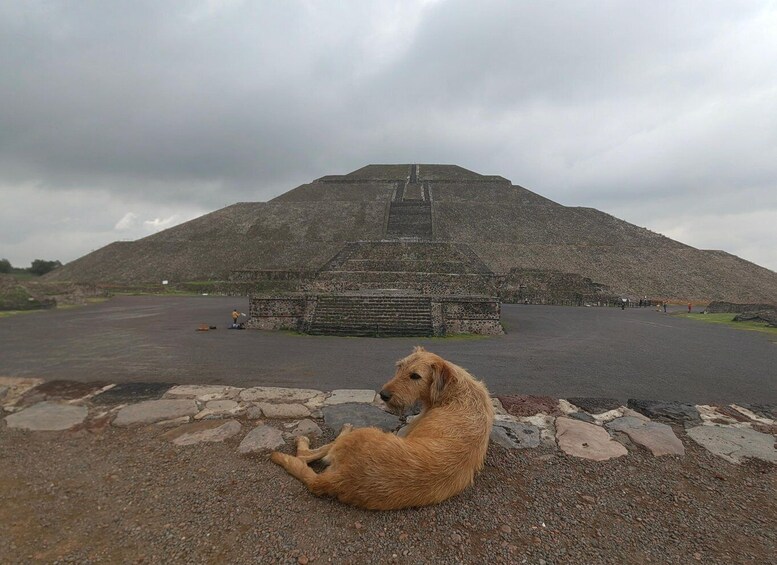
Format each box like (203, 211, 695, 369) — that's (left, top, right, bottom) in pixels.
(232, 309, 240, 327)
(688, 303, 692, 313)
(663, 302, 667, 313)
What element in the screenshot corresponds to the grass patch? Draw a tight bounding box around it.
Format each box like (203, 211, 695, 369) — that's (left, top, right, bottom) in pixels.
(676, 312, 777, 337)
(0, 309, 44, 318)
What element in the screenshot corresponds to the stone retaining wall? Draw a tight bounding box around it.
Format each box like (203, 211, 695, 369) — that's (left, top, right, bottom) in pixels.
(247, 293, 503, 336)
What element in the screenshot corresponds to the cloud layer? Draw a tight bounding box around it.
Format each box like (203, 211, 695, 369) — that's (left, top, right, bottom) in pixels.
(1, 0, 775, 271)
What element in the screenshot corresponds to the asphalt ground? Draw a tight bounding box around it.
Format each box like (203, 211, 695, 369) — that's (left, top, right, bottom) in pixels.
(0, 296, 775, 403)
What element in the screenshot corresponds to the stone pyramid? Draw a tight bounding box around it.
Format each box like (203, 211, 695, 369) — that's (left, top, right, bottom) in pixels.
(47, 164, 777, 302)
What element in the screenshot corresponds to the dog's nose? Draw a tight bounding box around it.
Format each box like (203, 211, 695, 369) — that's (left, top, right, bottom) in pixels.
(379, 390, 392, 402)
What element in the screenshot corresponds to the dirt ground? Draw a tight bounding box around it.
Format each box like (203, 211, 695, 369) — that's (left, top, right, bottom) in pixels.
(1, 421, 774, 564)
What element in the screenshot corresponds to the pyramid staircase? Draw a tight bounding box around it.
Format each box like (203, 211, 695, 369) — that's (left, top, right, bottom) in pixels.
(307, 294, 433, 337)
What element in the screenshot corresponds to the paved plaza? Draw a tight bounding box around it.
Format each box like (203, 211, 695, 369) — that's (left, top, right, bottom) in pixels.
(0, 295, 775, 403)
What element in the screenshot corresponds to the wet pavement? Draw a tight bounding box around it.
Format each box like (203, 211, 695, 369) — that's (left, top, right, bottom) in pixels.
(0, 295, 775, 403)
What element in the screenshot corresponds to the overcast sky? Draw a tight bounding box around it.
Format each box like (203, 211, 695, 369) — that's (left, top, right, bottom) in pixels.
(1, 0, 776, 271)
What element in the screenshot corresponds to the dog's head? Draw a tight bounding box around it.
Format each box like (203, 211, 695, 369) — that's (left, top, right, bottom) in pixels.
(379, 346, 454, 414)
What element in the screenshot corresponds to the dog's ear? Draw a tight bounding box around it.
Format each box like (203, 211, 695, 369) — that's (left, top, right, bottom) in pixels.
(429, 358, 452, 405)
(413, 345, 426, 353)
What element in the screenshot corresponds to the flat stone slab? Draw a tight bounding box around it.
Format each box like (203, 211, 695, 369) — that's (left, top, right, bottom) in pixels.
(5, 401, 88, 431)
(566, 397, 622, 414)
(322, 403, 400, 433)
(238, 424, 285, 453)
(731, 404, 776, 425)
(93, 382, 176, 405)
(606, 416, 685, 456)
(165, 385, 242, 401)
(161, 419, 242, 446)
(257, 402, 310, 419)
(491, 421, 541, 449)
(195, 399, 245, 420)
(497, 395, 562, 417)
(738, 403, 777, 421)
(696, 405, 741, 425)
(568, 411, 597, 424)
(627, 399, 701, 424)
(324, 389, 377, 405)
(113, 399, 199, 427)
(18, 380, 110, 406)
(239, 386, 323, 403)
(285, 419, 323, 439)
(0, 376, 44, 407)
(686, 425, 777, 464)
(555, 417, 628, 461)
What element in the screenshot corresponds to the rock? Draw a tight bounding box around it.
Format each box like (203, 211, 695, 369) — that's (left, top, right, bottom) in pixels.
(4, 401, 88, 431)
(566, 397, 622, 414)
(164, 385, 242, 401)
(606, 417, 685, 456)
(113, 399, 199, 427)
(246, 405, 264, 419)
(627, 399, 701, 424)
(162, 419, 242, 446)
(257, 403, 310, 419)
(0, 376, 45, 407)
(324, 389, 377, 405)
(555, 417, 628, 461)
(0, 385, 8, 401)
(714, 405, 755, 423)
(287, 419, 322, 438)
(568, 411, 596, 424)
(322, 403, 400, 433)
(518, 414, 557, 445)
(154, 416, 191, 428)
(239, 387, 323, 403)
(739, 403, 777, 420)
(696, 405, 740, 425)
(238, 424, 285, 453)
(491, 397, 508, 415)
(497, 395, 561, 417)
(92, 382, 176, 405)
(17, 380, 110, 406)
(304, 393, 328, 410)
(732, 404, 776, 424)
(686, 425, 777, 464)
(491, 421, 541, 449)
(195, 399, 245, 420)
(733, 310, 777, 327)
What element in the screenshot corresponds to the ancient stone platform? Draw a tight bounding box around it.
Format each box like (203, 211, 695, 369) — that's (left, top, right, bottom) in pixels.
(3, 377, 775, 466)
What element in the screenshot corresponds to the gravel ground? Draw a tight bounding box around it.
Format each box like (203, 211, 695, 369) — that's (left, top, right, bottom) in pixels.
(1, 421, 775, 564)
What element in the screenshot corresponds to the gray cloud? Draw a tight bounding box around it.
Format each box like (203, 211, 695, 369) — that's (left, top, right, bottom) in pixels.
(1, 0, 775, 271)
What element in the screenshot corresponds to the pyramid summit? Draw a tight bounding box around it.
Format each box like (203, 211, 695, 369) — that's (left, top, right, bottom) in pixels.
(48, 164, 777, 303)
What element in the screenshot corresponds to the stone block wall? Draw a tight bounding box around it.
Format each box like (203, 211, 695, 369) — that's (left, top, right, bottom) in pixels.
(498, 268, 613, 305)
(246, 296, 307, 331)
(431, 297, 503, 336)
(247, 293, 503, 336)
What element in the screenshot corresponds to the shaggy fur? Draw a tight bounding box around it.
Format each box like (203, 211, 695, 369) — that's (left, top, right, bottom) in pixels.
(270, 347, 494, 510)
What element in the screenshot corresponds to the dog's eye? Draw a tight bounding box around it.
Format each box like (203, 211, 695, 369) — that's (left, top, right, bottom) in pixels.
(410, 373, 422, 380)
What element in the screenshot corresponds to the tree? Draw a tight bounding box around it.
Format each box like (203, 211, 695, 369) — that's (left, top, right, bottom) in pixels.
(0, 258, 11, 273)
(29, 259, 62, 276)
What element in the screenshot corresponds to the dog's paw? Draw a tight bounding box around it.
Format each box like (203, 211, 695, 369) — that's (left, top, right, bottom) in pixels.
(340, 423, 354, 434)
(295, 435, 310, 449)
(270, 451, 287, 465)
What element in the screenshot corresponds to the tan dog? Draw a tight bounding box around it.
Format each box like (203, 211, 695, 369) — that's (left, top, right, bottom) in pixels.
(270, 347, 494, 510)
